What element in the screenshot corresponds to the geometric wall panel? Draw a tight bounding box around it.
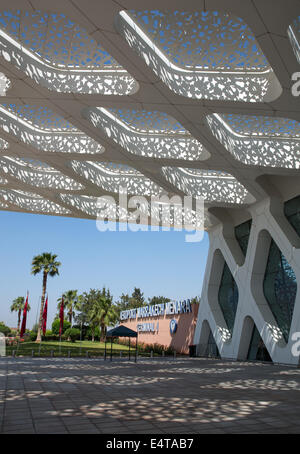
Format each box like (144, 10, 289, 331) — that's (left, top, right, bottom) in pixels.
(284, 195, 300, 237)
(162, 167, 253, 204)
(263, 239, 297, 343)
(0, 156, 84, 191)
(83, 107, 209, 161)
(207, 114, 300, 169)
(0, 10, 138, 94)
(218, 262, 239, 336)
(194, 194, 300, 365)
(69, 160, 163, 196)
(204, 329, 220, 358)
(288, 16, 300, 64)
(0, 104, 104, 154)
(60, 194, 98, 217)
(116, 10, 281, 102)
(235, 220, 252, 256)
(247, 323, 272, 362)
(0, 189, 71, 214)
(0, 176, 8, 184)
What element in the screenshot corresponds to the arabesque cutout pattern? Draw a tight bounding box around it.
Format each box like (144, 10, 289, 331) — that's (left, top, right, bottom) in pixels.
(0, 10, 138, 94)
(116, 10, 281, 102)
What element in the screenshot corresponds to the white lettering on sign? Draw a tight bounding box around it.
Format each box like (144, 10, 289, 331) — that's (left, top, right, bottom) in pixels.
(120, 300, 192, 321)
(137, 322, 156, 333)
(120, 308, 136, 321)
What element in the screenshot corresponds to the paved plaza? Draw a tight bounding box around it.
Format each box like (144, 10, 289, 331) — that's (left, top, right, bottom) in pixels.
(0, 357, 300, 434)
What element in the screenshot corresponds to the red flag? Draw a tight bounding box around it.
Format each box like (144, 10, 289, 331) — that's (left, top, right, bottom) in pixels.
(20, 293, 29, 338)
(59, 297, 64, 337)
(42, 295, 48, 336)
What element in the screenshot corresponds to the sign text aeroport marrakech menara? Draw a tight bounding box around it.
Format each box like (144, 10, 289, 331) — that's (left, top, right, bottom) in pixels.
(120, 300, 192, 321)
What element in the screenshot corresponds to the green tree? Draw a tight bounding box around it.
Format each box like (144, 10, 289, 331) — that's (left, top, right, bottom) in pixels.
(191, 296, 201, 304)
(131, 287, 145, 307)
(148, 296, 170, 306)
(51, 319, 71, 335)
(31, 252, 61, 342)
(10, 296, 31, 334)
(116, 293, 130, 312)
(75, 290, 98, 341)
(82, 287, 118, 341)
(57, 290, 81, 326)
(0, 322, 11, 336)
(64, 327, 80, 343)
(116, 288, 146, 312)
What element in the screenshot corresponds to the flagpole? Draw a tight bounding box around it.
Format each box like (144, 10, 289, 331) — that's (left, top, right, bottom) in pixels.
(16, 290, 25, 355)
(39, 292, 44, 357)
(40, 293, 48, 356)
(59, 299, 61, 355)
(39, 293, 43, 356)
(18, 290, 29, 355)
(59, 296, 64, 356)
(80, 320, 83, 356)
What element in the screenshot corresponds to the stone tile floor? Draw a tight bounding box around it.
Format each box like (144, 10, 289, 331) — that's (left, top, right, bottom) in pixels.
(0, 356, 300, 434)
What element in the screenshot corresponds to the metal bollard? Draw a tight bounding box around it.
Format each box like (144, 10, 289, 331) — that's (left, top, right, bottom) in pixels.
(50, 350, 54, 357)
(173, 351, 176, 360)
(68, 350, 71, 358)
(162, 351, 165, 357)
(12, 350, 16, 357)
(150, 350, 153, 358)
(86, 351, 89, 358)
(120, 351, 122, 358)
(31, 350, 34, 357)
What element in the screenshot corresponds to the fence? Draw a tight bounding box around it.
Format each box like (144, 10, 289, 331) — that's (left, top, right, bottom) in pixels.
(4, 341, 182, 359)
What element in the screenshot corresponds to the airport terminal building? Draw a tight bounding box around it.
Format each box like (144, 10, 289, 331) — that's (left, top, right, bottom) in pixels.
(120, 301, 199, 354)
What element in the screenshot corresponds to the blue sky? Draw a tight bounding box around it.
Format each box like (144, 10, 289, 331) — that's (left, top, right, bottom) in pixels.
(1, 211, 209, 329)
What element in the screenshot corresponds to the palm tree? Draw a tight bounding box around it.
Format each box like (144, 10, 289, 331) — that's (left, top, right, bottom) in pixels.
(31, 252, 61, 343)
(57, 290, 81, 326)
(10, 296, 31, 334)
(88, 288, 118, 340)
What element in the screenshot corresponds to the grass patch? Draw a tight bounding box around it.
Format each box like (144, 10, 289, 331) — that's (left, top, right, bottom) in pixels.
(6, 340, 136, 358)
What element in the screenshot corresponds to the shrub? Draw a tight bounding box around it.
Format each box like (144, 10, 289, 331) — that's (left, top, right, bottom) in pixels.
(72, 324, 87, 339)
(29, 331, 37, 341)
(0, 322, 11, 337)
(113, 338, 176, 355)
(6, 337, 17, 346)
(141, 343, 166, 354)
(64, 328, 80, 343)
(22, 333, 31, 342)
(51, 319, 71, 335)
(84, 326, 100, 341)
(41, 334, 60, 341)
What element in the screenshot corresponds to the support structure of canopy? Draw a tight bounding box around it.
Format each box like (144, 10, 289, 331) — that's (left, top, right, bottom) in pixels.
(105, 325, 138, 362)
